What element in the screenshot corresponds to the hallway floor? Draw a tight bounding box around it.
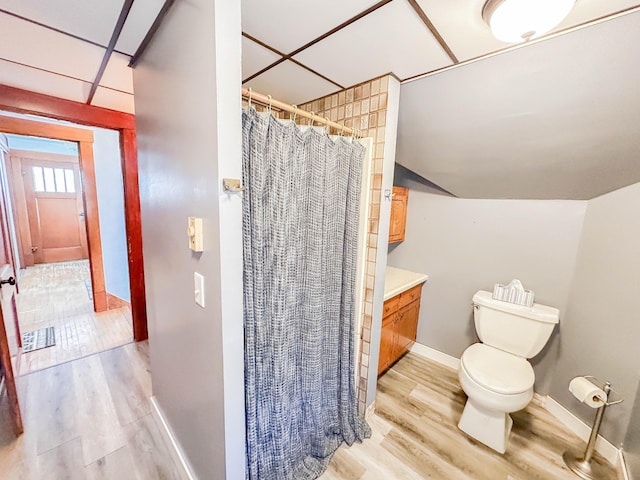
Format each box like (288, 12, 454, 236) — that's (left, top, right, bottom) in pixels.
(0, 341, 180, 479)
(16, 261, 132, 375)
(322, 353, 621, 480)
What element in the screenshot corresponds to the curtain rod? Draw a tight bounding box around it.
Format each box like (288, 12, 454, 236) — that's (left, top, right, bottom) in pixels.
(241, 88, 360, 137)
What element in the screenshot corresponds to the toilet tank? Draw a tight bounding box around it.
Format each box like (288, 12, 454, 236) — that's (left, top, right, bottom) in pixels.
(472, 290, 559, 358)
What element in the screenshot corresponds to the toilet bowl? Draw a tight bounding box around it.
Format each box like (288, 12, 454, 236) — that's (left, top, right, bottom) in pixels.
(458, 343, 534, 453)
(457, 290, 559, 453)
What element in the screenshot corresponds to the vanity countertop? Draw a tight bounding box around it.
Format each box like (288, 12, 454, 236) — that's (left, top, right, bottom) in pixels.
(384, 266, 428, 301)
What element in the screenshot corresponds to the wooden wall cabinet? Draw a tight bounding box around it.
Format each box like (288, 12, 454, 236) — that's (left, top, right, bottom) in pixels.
(388, 186, 408, 243)
(378, 282, 424, 376)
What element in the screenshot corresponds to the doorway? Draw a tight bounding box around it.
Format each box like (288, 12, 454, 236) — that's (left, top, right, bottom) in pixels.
(10, 150, 88, 265)
(0, 118, 135, 374)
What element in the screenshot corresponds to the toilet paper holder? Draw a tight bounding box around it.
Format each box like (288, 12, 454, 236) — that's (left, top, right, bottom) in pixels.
(563, 377, 623, 480)
(581, 376, 623, 406)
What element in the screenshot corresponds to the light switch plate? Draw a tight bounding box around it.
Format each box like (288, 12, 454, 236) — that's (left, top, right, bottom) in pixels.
(187, 217, 204, 252)
(194, 272, 205, 308)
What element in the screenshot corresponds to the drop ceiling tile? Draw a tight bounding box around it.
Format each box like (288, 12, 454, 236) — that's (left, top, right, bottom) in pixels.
(243, 60, 339, 106)
(100, 53, 134, 94)
(415, 0, 506, 61)
(91, 87, 135, 114)
(0, 13, 104, 82)
(554, 0, 640, 32)
(116, 0, 165, 55)
(242, 0, 380, 53)
(242, 36, 282, 81)
(0, 59, 89, 103)
(294, 0, 452, 86)
(0, 0, 124, 46)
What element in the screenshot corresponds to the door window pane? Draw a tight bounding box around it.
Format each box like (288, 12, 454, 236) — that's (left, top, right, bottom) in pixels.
(43, 168, 55, 192)
(54, 168, 66, 193)
(64, 169, 76, 193)
(32, 167, 45, 192)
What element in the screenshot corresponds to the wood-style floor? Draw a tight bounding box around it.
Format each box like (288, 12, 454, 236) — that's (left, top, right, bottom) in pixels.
(17, 261, 133, 375)
(0, 341, 181, 479)
(322, 352, 620, 480)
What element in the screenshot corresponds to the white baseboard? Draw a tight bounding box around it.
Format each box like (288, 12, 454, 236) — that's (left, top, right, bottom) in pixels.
(619, 449, 630, 480)
(543, 395, 619, 466)
(409, 344, 623, 469)
(410, 342, 460, 370)
(150, 396, 196, 480)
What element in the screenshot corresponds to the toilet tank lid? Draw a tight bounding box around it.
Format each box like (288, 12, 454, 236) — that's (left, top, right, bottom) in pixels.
(473, 290, 560, 324)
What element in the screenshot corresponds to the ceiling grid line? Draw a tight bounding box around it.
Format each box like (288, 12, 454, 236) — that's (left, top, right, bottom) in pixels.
(0, 9, 131, 58)
(241, 33, 343, 88)
(0, 57, 133, 95)
(86, 0, 135, 104)
(242, 0, 395, 84)
(405, 0, 459, 63)
(129, 0, 177, 68)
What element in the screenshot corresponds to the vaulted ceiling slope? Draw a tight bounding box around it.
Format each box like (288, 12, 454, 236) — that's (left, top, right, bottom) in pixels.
(396, 11, 640, 200)
(0, 0, 166, 114)
(241, 0, 640, 105)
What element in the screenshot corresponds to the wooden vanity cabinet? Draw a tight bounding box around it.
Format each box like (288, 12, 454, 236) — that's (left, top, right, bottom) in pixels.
(378, 283, 423, 376)
(388, 186, 408, 243)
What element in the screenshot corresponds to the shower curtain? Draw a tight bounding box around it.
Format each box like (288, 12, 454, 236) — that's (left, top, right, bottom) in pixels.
(242, 107, 371, 480)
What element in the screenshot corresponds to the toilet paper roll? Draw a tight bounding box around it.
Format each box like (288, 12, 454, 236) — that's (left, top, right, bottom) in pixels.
(569, 377, 607, 408)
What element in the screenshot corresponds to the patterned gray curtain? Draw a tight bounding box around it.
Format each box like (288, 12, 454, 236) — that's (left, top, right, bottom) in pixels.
(242, 108, 371, 480)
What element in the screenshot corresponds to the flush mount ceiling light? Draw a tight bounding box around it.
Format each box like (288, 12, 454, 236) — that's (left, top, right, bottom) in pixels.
(482, 0, 577, 43)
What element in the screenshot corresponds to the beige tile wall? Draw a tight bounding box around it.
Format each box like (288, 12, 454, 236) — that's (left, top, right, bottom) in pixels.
(298, 75, 391, 415)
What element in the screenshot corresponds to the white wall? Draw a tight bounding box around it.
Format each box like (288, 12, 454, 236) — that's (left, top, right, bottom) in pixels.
(387, 165, 587, 394)
(92, 127, 130, 302)
(133, 0, 244, 478)
(548, 182, 640, 445)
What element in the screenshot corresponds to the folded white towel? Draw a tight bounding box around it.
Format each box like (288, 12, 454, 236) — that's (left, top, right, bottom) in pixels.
(492, 279, 535, 307)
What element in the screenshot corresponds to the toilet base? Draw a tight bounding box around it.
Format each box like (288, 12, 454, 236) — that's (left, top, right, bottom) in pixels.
(458, 398, 513, 453)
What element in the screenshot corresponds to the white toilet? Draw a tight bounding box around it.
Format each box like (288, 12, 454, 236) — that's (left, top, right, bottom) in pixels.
(458, 290, 559, 453)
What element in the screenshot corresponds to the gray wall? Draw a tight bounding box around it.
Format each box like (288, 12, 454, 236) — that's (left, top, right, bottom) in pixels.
(133, 0, 244, 478)
(625, 384, 640, 480)
(388, 165, 587, 394)
(548, 182, 640, 445)
(92, 127, 130, 302)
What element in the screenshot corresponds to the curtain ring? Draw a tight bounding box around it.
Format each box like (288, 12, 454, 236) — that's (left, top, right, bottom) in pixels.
(340, 123, 345, 136)
(248, 88, 252, 109)
(310, 111, 315, 126)
(325, 117, 330, 134)
(292, 105, 298, 123)
(267, 95, 272, 115)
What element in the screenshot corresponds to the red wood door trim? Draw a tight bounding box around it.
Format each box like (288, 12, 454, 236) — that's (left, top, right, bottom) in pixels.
(120, 130, 147, 340)
(0, 85, 135, 130)
(0, 299, 22, 434)
(0, 85, 148, 340)
(7, 154, 35, 267)
(78, 141, 107, 311)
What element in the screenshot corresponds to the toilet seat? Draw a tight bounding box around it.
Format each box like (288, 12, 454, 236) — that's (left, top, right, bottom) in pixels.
(460, 343, 534, 395)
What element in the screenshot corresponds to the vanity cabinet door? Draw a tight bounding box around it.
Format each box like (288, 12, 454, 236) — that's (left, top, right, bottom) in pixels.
(378, 312, 396, 375)
(394, 299, 420, 358)
(388, 186, 408, 243)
